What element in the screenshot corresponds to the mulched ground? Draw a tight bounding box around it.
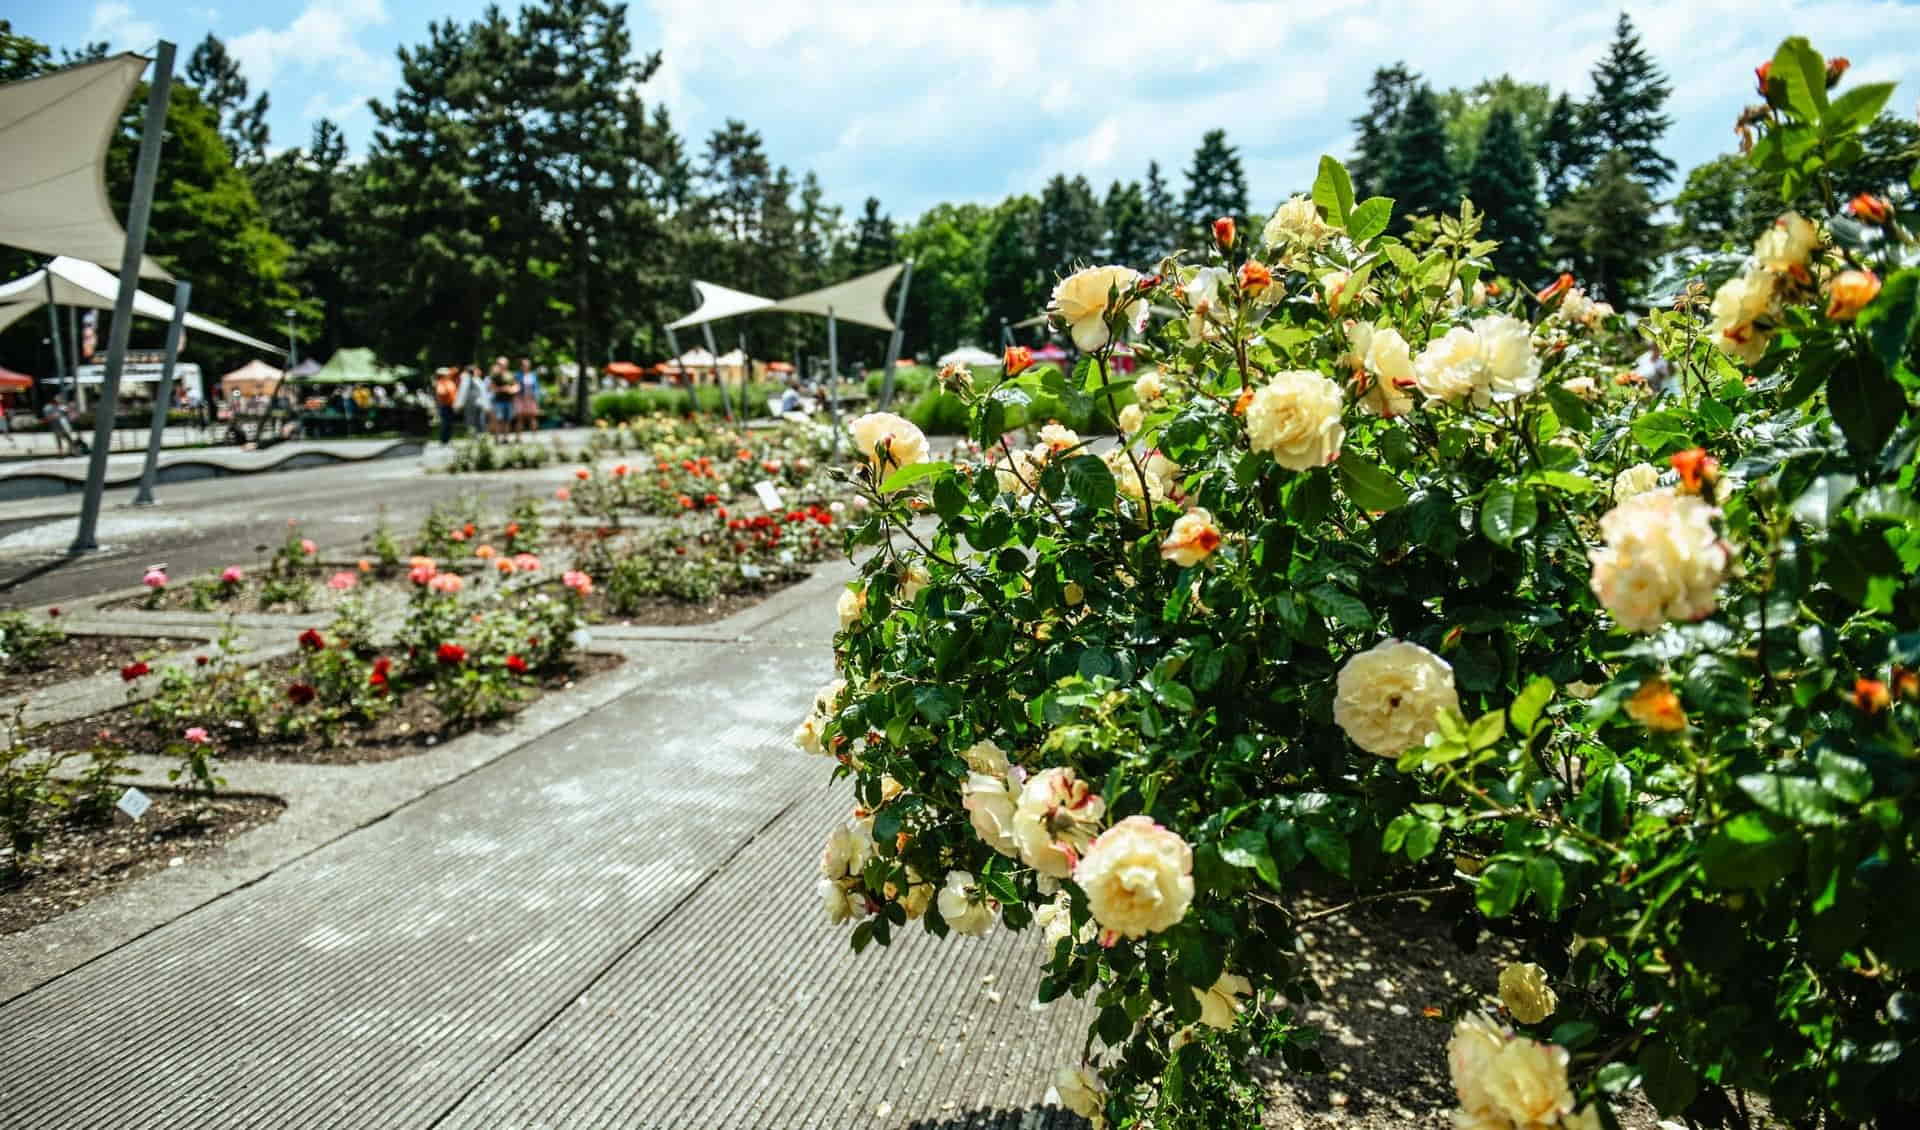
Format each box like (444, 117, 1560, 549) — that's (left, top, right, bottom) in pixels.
(1, 791, 284, 936)
(111, 577, 362, 616)
(589, 575, 809, 627)
(1, 633, 204, 699)
(1258, 894, 1680, 1129)
(37, 651, 625, 767)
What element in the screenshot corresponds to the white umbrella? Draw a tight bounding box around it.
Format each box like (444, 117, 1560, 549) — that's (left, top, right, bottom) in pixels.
(937, 345, 1001, 367)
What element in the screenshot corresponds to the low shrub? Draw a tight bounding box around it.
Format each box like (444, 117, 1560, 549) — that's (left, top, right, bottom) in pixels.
(0, 611, 65, 673)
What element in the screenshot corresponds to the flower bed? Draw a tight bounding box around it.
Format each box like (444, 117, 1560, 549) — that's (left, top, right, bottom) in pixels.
(1, 791, 283, 936)
(0, 612, 202, 697)
(800, 38, 1920, 1130)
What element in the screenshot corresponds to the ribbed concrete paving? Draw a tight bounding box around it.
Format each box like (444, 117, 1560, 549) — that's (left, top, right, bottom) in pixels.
(0, 573, 1087, 1129)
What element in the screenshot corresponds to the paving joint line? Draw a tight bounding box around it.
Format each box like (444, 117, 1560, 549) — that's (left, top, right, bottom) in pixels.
(420, 788, 817, 1130)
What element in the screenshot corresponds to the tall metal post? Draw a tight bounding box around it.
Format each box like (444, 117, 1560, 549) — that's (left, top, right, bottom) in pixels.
(68, 306, 80, 403)
(825, 309, 841, 454)
(738, 332, 751, 418)
(877, 258, 915, 410)
(72, 41, 174, 554)
(1000, 318, 1013, 350)
(699, 318, 732, 422)
(43, 274, 66, 421)
(664, 325, 690, 415)
(132, 281, 189, 506)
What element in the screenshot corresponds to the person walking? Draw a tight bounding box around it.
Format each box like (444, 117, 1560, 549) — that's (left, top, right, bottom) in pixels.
(488, 357, 519, 442)
(433, 367, 459, 444)
(513, 356, 540, 437)
(457, 365, 486, 438)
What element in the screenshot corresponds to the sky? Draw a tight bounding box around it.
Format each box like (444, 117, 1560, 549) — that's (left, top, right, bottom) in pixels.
(10, 0, 1920, 223)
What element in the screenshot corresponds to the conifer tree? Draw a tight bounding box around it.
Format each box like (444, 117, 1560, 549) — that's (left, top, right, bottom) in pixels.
(1585, 13, 1675, 187)
(1464, 106, 1544, 281)
(1142, 160, 1181, 260)
(1180, 130, 1249, 242)
(1036, 174, 1103, 271)
(1103, 180, 1154, 267)
(1546, 150, 1659, 301)
(1535, 93, 1595, 207)
(1379, 85, 1456, 229)
(1350, 63, 1418, 200)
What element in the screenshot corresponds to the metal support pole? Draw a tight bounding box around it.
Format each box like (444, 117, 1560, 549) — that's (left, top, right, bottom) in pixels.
(68, 306, 80, 403)
(72, 41, 173, 554)
(826, 309, 841, 454)
(739, 333, 751, 418)
(132, 281, 189, 506)
(1000, 318, 1013, 350)
(663, 325, 688, 415)
(43, 275, 66, 420)
(877, 259, 915, 410)
(699, 317, 732, 423)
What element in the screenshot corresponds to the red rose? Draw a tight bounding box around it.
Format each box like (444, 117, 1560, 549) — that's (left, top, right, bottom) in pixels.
(703, 493, 717, 506)
(505, 654, 528, 674)
(120, 661, 150, 682)
(298, 628, 325, 651)
(437, 642, 467, 665)
(46, 607, 59, 618)
(287, 682, 317, 705)
(1212, 215, 1236, 248)
(195, 655, 210, 667)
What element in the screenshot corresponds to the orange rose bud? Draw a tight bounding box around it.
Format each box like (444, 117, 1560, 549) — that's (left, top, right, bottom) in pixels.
(1535, 273, 1574, 305)
(1237, 260, 1273, 293)
(1826, 270, 1881, 321)
(1212, 216, 1236, 249)
(1003, 345, 1034, 377)
(1626, 678, 1688, 733)
(1850, 677, 1892, 714)
(1232, 386, 1255, 416)
(1826, 56, 1849, 87)
(1891, 666, 1920, 701)
(1849, 193, 1892, 225)
(1670, 448, 1720, 494)
(1755, 60, 1775, 99)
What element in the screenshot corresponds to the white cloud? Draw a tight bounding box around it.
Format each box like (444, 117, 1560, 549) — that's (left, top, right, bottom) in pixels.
(631, 0, 1920, 221)
(87, 2, 159, 52)
(228, 0, 392, 94)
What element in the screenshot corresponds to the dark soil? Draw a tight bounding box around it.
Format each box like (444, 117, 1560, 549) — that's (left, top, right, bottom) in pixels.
(37, 651, 624, 767)
(0, 633, 204, 698)
(1, 791, 284, 936)
(589, 575, 808, 627)
(109, 576, 359, 616)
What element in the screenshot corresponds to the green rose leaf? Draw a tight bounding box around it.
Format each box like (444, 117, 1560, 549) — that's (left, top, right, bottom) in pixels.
(1221, 827, 1280, 888)
(878, 460, 951, 494)
(1737, 772, 1842, 826)
(1063, 454, 1117, 509)
(1336, 451, 1409, 512)
(1479, 481, 1538, 549)
(1526, 855, 1565, 918)
(1509, 676, 1555, 735)
(1630, 409, 1695, 457)
(1474, 858, 1524, 918)
(1347, 196, 1393, 242)
(1312, 155, 1355, 226)
(1829, 352, 1906, 458)
(1543, 385, 1592, 433)
(1639, 1042, 1700, 1117)
(1857, 268, 1919, 379)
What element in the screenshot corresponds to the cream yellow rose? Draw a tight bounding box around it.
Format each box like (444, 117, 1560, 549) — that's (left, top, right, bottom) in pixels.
(1159, 508, 1222, 568)
(1194, 971, 1252, 1029)
(1012, 766, 1106, 877)
(961, 772, 1020, 857)
(1473, 314, 1540, 402)
(1183, 266, 1230, 343)
(1353, 323, 1416, 417)
(1117, 402, 1144, 435)
(1107, 448, 1165, 504)
(1611, 462, 1661, 501)
(1246, 370, 1346, 470)
(1073, 814, 1194, 939)
(1133, 371, 1164, 402)
(1498, 962, 1557, 1024)
(1415, 325, 1482, 405)
(1039, 421, 1080, 453)
(1708, 267, 1778, 364)
(837, 586, 867, 630)
(1588, 488, 1730, 633)
(935, 870, 997, 936)
(1052, 265, 1148, 352)
(1333, 638, 1461, 757)
(1754, 211, 1818, 277)
(1480, 1038, 1575, 1127)
(961, 738, 1010, 776)
(1447, 1012, 1508, 1114)
(847, 412, 928, 480)
(1052, 1066, 1107, 1128)
(1261, 194, 1335, 252)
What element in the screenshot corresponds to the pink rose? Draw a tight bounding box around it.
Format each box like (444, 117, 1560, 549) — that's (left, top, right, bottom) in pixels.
(220, 566, 244, 584)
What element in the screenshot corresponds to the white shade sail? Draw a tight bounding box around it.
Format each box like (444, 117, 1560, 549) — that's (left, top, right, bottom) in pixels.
(0, 55, 170, 279)
(0, 256, 277, 352)
(666, 280, 775, 330)
(673, 347, 717, 367)
(937, 345, 1001, 367)
(773, 263, 903, 331)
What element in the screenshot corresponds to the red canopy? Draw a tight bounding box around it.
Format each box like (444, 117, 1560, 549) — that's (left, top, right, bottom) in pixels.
(0, 366, 33, 391)
(605, 361, 645, 382)
(1032, 344, 1069, 361)
(767, 361, 795, 374)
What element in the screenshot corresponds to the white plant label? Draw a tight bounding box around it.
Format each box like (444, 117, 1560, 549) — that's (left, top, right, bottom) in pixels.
(754, 480, 784, 512)
(740, 562, 764, 580)
(116, 787, 151, 821)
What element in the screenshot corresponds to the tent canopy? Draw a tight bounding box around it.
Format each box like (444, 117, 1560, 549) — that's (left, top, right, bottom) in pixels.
(0, 257, 275, 351)
(937, 345, 1001, 367)
(0, 55, 169, 279)
(220, 358, 281, 384)
(673, 347, 717, 367)
(773, 264, 903, 331)
(666, 280, 774, 331)
(0, 365, 33, 391)
(303, 347, 402, 385)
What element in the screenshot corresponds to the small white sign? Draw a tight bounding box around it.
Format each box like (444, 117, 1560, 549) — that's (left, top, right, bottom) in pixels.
(777, 549, 795, 566)
(740, 562, 764, 580)
(754, 480, 785, 512)
(116, 787, 151, 821)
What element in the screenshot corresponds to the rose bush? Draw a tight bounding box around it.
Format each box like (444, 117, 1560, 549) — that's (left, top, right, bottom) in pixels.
(805, 37, 1917, 1130)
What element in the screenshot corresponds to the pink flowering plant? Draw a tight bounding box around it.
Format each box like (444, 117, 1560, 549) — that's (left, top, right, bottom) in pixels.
(806, 40, 1919, 1130)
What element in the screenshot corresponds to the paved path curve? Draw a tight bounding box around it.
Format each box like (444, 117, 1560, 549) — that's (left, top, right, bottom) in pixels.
(0, 570, 1088, 1128)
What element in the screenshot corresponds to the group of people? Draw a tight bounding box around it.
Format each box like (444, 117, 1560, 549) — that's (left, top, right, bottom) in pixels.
(433, 357, 542, 444)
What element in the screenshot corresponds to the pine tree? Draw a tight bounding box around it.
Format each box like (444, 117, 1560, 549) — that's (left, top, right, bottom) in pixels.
(1180, 129, 1249, 243)
(1350, 63, 1418, 200)
(1142, 160, 1181, 260)
(1379, 85, 1456, 229)
(1103, 180, 1154, 267)
(186, 35, 269, 165)
(1464, 106, 1544, 281)
(1585, 13, 1675, 187)
(1547, 150, 1660, 302)
(848, 197, 898, 274)
(1035, 174, 1102, 271)
(983, 196, 1045, 333)
(1535, 94, 1595, 207)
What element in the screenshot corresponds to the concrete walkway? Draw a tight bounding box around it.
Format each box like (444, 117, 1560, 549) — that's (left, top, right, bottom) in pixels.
(0, 567, 1088, 1129)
